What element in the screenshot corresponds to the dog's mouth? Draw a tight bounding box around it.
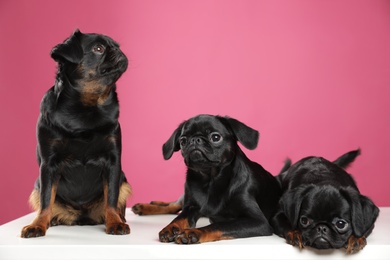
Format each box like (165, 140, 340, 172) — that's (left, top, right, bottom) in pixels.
(99, 53, 128, 76)
(189, 150, 206, 162)
(311, 237, 332, 249)
(100, 60, 127, 75)
(100, 66, 116, 75)
(185, 149, 220, 168)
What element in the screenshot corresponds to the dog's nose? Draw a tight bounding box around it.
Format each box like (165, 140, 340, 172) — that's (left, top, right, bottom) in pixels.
(317, 225, 328, 234)
(190, 137, 203, 145)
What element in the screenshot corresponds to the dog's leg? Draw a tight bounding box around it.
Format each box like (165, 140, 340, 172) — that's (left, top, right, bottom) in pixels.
(270, 210, 290, 237)
(159, 217, 191, 242)
(21, 171, 58, 238)
(345, 235, 367, 254)
(133, 194, 183, 215)
(117, 182, 132, 222)
(285, 230, 304, 249)
(132, 202, 182, 215)
(270, 210, 304, 248)
(150, 201, 171, 206)
(159, 205, 200, 242)
(175, 217, 273, 244)
(104, 174, 130, 235)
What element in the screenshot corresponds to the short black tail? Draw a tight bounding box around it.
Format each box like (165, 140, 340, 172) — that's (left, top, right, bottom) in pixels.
(279, 158, 292, 174)
(333, 148, 361, 169)
(276, 158, 292, 186)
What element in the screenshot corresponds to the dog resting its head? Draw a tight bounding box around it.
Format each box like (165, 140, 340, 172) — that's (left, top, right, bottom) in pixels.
(157, 114, 281, 244)
(132, 115, 260, 216)
(163, 114, 259, 170)
(272, 149, 379, 254)
(21, 30, 130, 238)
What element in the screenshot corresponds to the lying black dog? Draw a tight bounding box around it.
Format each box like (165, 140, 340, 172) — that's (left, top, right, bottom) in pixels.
(271, 149, 379, 253)
(135, 115, 281, 244)
(21, 29, 131, 238)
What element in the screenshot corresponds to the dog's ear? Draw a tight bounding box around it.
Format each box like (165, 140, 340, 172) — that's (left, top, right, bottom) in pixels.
(162, 121, 185, 160)
(332, 149, 361, 169)
(281, 185, 315, 229)
(221, 117, 259, 150)
(51, 29, 83, 64)
(340, 187, 379, 238)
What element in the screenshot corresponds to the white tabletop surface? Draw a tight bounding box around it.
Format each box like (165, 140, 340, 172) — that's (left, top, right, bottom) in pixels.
(1, 208, 389, 260)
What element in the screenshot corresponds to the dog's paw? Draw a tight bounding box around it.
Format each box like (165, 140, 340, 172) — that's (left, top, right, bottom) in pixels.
(286, 230, 304, 249)
(131, 203, 145, 215)
(21, 225, 47, 238)
(175, 229, 201, 244)
(346, 236, 366, 254)
(159, 224, 182, 243)
(105, 222, 130, 235)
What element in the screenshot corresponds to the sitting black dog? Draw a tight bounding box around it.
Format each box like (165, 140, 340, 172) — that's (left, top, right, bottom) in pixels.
(271, 149, 379, 253)
(142, 114, 282, 244)
(21, 29, 131, 238)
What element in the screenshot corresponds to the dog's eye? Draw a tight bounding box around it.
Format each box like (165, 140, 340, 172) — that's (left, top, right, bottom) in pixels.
(179, 137, 187, 147)
(334, 219, 349, 232)
(300, 215, 312, 228)
(210, 133, 223, 143)
(93, 44, 105, 54)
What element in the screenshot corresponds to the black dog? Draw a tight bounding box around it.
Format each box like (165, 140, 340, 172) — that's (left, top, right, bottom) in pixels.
(271, 149, 379, 253)
(136, 115, 281, 244)
(21, 29, 131, 238)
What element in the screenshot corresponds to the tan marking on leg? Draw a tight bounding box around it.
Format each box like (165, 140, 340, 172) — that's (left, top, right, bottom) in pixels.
(21, 185, 58, 237)
(132, 203, 182, 215)
(103, 181, 131, 235)
(159, 217, 191, 242)
(150, 201, 171, 206)
(175, 229, 231, 244)
(346, 235, 367, 254)
(29, 188, 81, 226)
(118, 182, 132, 207)
(198, 230, 230, 243)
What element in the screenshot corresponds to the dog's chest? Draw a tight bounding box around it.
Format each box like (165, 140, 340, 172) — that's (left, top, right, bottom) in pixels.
(45, 88, 119, 132)
(52, 133, 116, 167)
(53, 134, 116, 204)
(190, 179, 234, 217)
(79, 81, 112, 106)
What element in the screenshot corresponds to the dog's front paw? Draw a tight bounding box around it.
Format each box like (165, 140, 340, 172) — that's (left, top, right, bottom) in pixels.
(286, 230, 304, 249)
(346, 236, 366, 254)
(106, 222, 130, 235)
(21, 225, 47, 238)
(159, 224, 182, 242)
(175, 229, 201, 244)
(131, 203, 145, 215)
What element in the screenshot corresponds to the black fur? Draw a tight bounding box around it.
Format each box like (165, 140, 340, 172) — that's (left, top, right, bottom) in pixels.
(271, 149, 379, 253)
(158, 114, 282, 244)
(21, 29, 131, 238)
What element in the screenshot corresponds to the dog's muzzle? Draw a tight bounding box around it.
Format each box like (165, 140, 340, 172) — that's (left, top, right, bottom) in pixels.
(100, 51, 128, 75)
(311, 237, 332, 249)
(189, 150, 205, 162)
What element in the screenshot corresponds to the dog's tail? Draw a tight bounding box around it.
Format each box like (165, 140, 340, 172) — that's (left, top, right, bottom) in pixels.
(276, 158, 292, 186)
(333, 148, 361, 169)
(279, 158, 292, 174)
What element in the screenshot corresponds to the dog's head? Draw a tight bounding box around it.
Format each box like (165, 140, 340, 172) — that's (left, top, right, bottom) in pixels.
(162, 115, 259, 171)
(51, 29, 128, 92)
(282, 178, 379, 250)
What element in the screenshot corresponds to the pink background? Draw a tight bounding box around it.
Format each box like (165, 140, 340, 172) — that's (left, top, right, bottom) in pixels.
(1, 0, 389, 225)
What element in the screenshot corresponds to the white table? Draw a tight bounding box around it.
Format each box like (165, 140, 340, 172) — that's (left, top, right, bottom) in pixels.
(1, 208, 389, 260)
